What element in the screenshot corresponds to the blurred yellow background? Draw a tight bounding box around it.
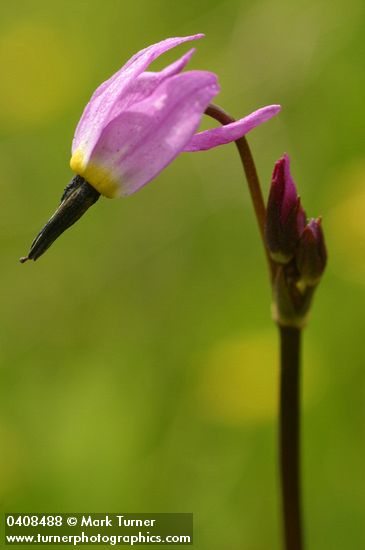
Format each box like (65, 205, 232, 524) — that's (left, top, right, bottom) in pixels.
(1, 1, 364, 548)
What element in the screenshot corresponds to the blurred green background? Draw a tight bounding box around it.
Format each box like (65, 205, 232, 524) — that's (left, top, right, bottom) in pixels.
(1, 0, 364, 548)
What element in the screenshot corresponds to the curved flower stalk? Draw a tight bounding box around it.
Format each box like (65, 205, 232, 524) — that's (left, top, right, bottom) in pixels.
(204, 101, 327, 550)
(21, 34, 280, 262)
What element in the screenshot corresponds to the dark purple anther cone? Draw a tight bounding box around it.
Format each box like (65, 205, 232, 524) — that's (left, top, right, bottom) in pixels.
(265, 154, 306, 264)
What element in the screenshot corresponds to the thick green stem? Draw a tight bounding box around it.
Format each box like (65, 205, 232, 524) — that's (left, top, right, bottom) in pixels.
(279, 326, 303, 550)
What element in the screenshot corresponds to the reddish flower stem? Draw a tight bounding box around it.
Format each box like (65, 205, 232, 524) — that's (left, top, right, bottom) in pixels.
(279, 326, 303, 550)
(205, 103, 304, 550)
(205, 103, 275, 281)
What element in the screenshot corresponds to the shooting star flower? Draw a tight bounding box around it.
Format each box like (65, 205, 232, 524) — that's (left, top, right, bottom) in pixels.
(21, 34, 280, 262)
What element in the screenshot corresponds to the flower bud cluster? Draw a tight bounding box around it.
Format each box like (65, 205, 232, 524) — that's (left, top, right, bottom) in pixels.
(265, 154, 327, 287)
(265, 154, 327, 327)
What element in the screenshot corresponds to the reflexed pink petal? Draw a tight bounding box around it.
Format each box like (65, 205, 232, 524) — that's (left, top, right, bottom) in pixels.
(107, 48, 196, 119)
(183, 105, 281, 152)
(72, 35, 204, 158)
(121, 34, 203, 72)
(88, 71, 219, 196)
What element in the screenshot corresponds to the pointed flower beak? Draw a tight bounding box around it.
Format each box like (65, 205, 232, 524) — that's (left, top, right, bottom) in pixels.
(265, 154, 306, 264)
(20, 176, 100, 263)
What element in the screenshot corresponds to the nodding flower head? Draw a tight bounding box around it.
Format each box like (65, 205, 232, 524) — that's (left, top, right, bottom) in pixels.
(70, 34, 280, 198)
(265, 154, 306, 264)
(21, 34, 281, 262)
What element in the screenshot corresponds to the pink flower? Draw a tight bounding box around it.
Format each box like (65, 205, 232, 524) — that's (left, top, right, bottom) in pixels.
(70, 34, 281, 198)
(20, 34, 281, 263)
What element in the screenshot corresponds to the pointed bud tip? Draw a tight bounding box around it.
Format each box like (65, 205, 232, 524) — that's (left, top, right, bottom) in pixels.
(307, 216, 323, 235)
(265, 153, 304, 262)
(296, 217, 327, 286)
(272, 153, 290, 180)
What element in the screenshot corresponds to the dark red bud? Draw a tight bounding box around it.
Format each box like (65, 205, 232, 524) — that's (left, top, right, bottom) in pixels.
(265, 154, 306, 263)
(295, 218, 327, 286)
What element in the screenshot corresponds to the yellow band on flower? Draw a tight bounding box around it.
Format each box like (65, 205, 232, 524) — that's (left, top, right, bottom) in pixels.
(70, 150, 120, 198)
